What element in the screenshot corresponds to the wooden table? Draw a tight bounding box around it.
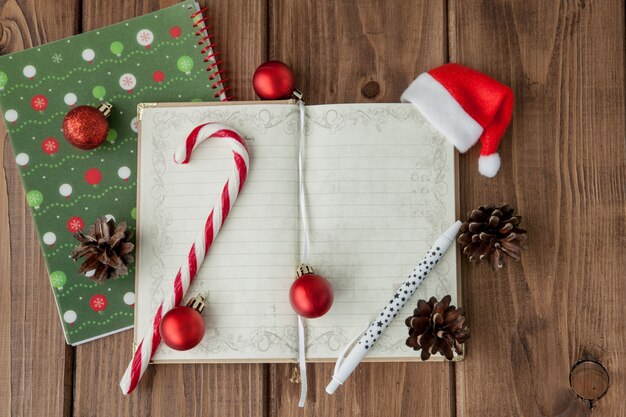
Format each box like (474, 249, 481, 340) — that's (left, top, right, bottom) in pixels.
(1, 1, 624, 416)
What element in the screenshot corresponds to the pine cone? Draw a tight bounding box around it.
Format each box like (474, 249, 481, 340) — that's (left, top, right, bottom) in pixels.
(457, 204, 527, 271)
(405, 295, 469, 360)
(71, 217, 135, 283)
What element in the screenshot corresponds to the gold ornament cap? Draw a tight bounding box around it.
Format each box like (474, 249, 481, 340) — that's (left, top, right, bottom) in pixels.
(186, 294, 206, 314)
(296, 264, 314, 277)
(98, 102, 113, 118)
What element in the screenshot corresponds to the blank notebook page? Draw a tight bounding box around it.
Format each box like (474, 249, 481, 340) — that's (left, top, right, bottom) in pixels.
(135, 102, 457, 362)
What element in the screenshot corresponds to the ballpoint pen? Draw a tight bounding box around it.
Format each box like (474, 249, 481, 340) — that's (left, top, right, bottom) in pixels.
(326, 220, 462, 394)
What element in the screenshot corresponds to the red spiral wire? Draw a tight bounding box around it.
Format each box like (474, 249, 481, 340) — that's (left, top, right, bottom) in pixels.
(191, 8, 233, 101)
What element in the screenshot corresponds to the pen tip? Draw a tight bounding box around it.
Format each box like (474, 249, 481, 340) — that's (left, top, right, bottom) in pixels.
(326, 379, 341, 394)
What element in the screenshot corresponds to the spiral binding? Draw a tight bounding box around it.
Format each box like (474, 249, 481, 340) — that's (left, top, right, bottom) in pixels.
(191, 8, 233, 101)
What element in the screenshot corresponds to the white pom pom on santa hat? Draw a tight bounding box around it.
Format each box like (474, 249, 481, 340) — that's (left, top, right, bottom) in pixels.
(401, 63, 513, 177)
(478, 153, 501, 178)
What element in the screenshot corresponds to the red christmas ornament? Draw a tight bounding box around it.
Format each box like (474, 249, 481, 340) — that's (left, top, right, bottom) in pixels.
(62, 103, 112, 150)
(252, 60, 295, 100)
(30, 94, 48, 112)
(42, 137, 59, 155)
(84, 168, 103, 185)
(66, 216, 84, 233)
(169, 26, 181, 38)
(153, 70, 165, 83)
(89, 294, 108, 313)
(289, 265, 333, 318)
(160, 295, 206, 351)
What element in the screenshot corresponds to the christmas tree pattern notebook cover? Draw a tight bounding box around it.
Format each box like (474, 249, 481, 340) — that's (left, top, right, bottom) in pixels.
(0, 1, 228, 345)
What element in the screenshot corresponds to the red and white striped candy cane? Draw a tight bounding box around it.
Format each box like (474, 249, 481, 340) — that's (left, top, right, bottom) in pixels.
(120, 123, 249, 395)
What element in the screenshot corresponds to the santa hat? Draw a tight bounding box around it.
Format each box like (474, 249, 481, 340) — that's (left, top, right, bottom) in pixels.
(401, 63, 513, 177)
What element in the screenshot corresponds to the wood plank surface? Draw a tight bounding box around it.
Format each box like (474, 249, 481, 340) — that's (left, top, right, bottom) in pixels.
(450, 1, 626, 416)
(72, 1, 268, 417)
(1, 1, 625, 416)
(0, 1, 79, 417)
(268, 1, 454, 415)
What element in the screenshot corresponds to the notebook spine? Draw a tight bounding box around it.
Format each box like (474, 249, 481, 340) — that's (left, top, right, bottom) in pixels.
(191, 8, 233, 101)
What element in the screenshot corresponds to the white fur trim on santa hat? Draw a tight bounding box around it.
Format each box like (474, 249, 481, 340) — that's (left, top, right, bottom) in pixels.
(478, 153, 501, 178)
(401, 73, 484, 153)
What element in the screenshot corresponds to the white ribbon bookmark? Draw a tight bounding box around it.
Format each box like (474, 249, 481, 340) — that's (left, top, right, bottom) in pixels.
(298, 99, 309, 263)
(297, 315, 307, 407)
(296, 99, 308, 408)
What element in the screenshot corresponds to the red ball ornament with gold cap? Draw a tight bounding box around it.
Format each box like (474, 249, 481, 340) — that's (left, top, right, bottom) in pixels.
(252, 60, 295, 100)
(159, 295, 206, 351)
(289, 265, 334, 319)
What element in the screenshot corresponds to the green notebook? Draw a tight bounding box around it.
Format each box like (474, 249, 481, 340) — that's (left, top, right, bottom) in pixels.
(0, 1, 228, 345)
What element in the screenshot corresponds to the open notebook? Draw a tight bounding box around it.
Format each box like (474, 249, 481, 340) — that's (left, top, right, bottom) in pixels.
(135, 101, 458, 362)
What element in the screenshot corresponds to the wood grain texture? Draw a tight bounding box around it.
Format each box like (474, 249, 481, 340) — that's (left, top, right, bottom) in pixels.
(269, 362, 453, 417)
(450, 1, 626, 416)
(269, 0, 447, 105)
(210, 0, 267, 101)
(2, 1, 625, 416)
(268, 1, 454, 415)
(72, 1, 268, 416)
(73, 330, 266, 417)
(0, 1, 79, 417)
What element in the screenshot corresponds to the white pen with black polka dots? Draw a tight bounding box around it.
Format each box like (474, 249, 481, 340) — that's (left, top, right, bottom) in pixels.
(326, 220, 462, 394)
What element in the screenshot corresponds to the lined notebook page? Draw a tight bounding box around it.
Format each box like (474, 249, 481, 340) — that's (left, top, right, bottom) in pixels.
(136, 104, 302, 361)
(302, 104, 456, 360)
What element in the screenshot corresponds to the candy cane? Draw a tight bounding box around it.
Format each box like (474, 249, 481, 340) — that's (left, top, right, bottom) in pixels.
(120, 123, 249, 395)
